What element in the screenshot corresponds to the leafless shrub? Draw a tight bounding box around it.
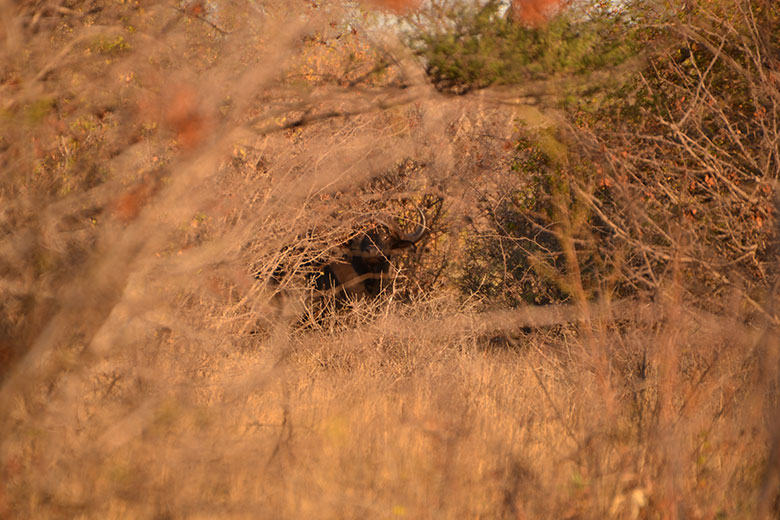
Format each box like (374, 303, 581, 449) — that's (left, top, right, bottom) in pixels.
(570, 0, 780, 309)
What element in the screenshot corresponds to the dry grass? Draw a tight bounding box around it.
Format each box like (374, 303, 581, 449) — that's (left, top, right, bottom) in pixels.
(3, 294, 777, 518)
(1, 0, 778, 518)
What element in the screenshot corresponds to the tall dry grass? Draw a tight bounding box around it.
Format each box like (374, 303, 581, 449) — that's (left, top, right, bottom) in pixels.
(0, 0, 778, 518)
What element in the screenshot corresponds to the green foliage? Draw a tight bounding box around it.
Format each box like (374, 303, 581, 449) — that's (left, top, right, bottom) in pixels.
(91, 35, 131, 55)
(23, 98, 55, 125)
(406, 0, 640, 93)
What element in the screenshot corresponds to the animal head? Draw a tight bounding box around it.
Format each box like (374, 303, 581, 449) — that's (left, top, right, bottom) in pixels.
(317, 207, 427, 299)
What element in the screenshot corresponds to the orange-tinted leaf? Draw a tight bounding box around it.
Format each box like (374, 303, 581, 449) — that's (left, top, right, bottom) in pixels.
(165, 86, 208, 150)
(111, 178, 159, 222)
(508, 0, 566, 26)
(367, 0, 419, 14)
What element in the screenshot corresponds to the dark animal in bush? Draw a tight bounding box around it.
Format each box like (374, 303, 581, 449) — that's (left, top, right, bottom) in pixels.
(313, 209, 427, 299)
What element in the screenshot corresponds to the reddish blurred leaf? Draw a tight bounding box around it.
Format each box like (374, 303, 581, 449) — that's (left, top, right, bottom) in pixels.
(367, 0, 419, 14)
(508, 0, 566, 26)
(111, 178, 159, 222)
(164, 86, 208, 150)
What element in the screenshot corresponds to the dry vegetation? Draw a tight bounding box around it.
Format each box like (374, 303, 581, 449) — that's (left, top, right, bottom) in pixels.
(1, 0, 779, 518)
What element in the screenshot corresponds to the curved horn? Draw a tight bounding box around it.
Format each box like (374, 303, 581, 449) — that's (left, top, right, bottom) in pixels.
(383, 207, 427, 244)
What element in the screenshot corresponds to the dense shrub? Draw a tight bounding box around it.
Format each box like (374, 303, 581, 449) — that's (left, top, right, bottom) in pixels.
(405, 0, 639, 93)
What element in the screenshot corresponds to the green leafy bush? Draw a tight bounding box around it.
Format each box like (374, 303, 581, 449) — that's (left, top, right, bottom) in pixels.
(406, 0, 639, 93)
